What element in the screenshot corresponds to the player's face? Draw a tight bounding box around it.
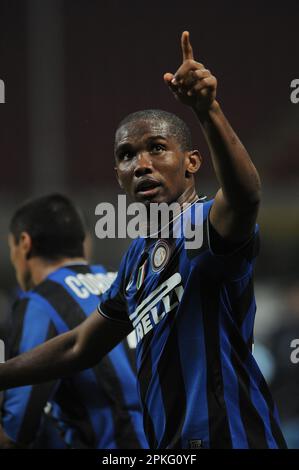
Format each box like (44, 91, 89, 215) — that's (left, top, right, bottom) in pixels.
(114, 119, 198, 204)
(8, 233, 33, 291)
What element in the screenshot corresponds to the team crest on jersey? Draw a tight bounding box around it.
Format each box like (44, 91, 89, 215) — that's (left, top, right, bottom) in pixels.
(151, 240, 171, 272)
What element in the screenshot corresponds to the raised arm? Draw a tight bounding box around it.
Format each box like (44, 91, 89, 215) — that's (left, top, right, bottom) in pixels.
(164, 31, 261, 243)
(0, 311, 131, 391)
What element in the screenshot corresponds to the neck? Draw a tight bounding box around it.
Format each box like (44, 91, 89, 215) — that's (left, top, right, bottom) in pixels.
(30, 257, 86, 287)
(176, 186, 199, 207)
(142, 186, 199, 238)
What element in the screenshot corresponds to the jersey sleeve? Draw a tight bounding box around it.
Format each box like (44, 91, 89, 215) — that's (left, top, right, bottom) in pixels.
(204, 199, 260, 281)
(1, 298, 59, 446)
(97, 243, 137, 324)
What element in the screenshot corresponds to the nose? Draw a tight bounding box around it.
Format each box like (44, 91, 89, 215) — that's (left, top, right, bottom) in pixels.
(133, 152, 153, 178)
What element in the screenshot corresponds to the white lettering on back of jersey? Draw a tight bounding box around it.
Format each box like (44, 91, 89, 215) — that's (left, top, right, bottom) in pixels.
(65, 272, 117, 299)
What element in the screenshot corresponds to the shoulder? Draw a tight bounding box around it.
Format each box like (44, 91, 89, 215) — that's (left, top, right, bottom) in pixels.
(17, 292, 53, 323)
(12, 293, 47, 318)
(10, 292, 57, 354)
(90, 264, 107, 274)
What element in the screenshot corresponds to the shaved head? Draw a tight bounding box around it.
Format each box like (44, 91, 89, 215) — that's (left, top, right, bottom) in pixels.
(115, 109, 192, 152)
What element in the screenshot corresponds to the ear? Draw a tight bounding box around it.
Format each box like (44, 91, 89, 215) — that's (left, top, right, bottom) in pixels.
(114, 166, 123, 189)
(185, 150, 202, 178)
(19, 232, 33, 259)
(8, 233, 15, 249)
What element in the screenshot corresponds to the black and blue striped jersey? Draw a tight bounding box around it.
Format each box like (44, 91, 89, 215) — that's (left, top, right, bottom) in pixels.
(1, 263, 148, 449)
(98, 199, 287, 449)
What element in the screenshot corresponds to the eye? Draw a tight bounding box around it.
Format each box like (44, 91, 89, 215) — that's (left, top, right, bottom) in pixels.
(119, 151, 135, 161)
(150, 143, 165, 153)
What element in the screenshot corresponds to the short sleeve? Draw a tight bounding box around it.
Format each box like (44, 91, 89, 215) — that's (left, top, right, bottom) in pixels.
(206, 215, 260, 281)
(97, 244, 135, 324)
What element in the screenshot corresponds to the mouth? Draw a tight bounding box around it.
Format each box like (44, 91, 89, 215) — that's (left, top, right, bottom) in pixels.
(135, 179, 162, 198)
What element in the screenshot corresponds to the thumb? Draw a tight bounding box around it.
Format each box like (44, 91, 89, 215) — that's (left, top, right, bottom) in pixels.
(163, 72, 174, 84)
(163, 73, 179, 95)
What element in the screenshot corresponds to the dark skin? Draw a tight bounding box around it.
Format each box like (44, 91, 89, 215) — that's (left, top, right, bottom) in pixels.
(114, 121, 201, 206)
(115, 31, 260, 242)
(0, 31, 261, 393)
(163, 31, 261, 242)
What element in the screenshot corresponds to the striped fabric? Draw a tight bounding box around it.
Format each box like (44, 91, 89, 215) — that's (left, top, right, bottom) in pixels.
(98, 199, 287, 449)
(2, 264, 147, 449)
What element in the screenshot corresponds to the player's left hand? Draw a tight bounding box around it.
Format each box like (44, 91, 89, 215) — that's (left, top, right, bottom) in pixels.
(164, 31, 217, 113)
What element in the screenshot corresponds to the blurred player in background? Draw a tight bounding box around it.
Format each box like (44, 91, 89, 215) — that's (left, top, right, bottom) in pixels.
(0, 31, 287, 449)
(0, 194, 147, 449)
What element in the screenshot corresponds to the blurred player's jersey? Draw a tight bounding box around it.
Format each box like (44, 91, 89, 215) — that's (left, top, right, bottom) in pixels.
(2, 263, 148, 449)
(98, 199, 287, 449)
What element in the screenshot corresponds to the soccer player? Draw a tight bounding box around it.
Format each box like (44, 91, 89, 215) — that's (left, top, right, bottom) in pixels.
(0, 32, 287, 449)
(0, 194, 147, 449)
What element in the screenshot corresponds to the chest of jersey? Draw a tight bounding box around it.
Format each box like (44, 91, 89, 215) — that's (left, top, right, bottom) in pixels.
(125, 237, 190, 344)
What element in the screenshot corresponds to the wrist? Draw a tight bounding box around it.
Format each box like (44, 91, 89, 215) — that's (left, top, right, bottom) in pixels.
(193, 100, 221, 123)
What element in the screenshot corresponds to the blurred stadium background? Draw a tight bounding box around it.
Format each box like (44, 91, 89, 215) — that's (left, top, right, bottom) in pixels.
(0, 0, 298, 447)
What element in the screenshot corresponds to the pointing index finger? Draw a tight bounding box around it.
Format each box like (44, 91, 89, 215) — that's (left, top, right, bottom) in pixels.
(181, 31, 194, 61)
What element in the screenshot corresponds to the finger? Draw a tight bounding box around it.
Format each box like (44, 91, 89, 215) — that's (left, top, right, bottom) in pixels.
(164, 80, 183, 101)
(182, 69, 211, 89)
(163, 72, 174, 84)
(164, 72, 178, 91)
(164, 73, 180, 93)
(187, 76, 216, 96)
(174, 61, 204, 83)
(200, 76, 217, 88)
(193, 69, 211, 80)
(181, 31, 194, 61)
